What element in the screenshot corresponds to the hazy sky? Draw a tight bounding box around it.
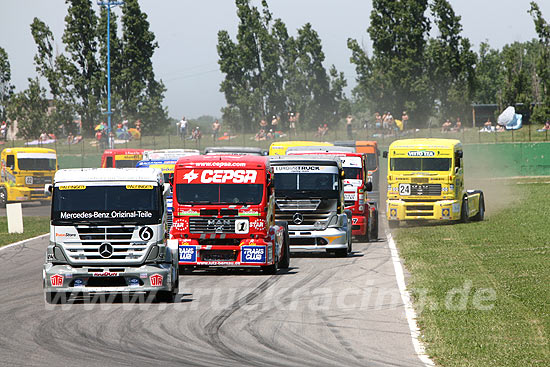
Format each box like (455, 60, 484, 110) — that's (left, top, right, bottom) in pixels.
(2, 1, 549, 120)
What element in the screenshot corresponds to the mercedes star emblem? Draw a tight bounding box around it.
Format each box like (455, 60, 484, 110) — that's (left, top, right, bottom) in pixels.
(293, 213, 304, 225)
(99, 242, 114, 258)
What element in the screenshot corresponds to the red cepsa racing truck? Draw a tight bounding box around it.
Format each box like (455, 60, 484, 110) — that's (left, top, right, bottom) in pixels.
(286, 146, 378, 241)
(168, 155, 290, 273)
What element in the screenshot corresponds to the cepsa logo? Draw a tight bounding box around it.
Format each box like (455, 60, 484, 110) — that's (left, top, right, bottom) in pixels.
(183, 169, 258, 184)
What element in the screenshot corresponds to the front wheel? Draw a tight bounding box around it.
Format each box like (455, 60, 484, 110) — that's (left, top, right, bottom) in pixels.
(155, 290, 176, 303)
(460, 197, 469, 223)
(369, 209, 379, 241)
(472, 195, 485, 221)
(261, 262, 278, 274)
(334, 248, 348, 258)
(278, 223, 290, 269)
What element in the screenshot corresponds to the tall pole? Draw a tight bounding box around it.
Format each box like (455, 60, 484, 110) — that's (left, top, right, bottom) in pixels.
(98, 0, 123, 149)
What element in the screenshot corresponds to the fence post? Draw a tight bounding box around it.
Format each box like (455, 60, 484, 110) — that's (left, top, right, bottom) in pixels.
(81, 138, 84, 168)
(528, 123, 531, 142)
(168, 133, 171, 149)
(512, 129, 514, 142)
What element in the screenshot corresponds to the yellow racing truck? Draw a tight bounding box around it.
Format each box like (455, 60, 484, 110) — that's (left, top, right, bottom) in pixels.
(0, 147, 58, 207)
(384, 139, 484, 227)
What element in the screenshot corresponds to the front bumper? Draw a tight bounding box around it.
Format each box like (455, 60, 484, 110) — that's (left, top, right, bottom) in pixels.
(43, 263, 173, 293)
(387, 199, 461, 221)
(287, 227, 348, 252)
(176, 240, 276, 267)
(351, 215, 367, 236)
(7, 186, 50, 202)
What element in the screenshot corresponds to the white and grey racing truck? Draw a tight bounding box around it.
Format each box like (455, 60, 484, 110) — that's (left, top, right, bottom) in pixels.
(43, 168, 178, 303)
(270, 156, 352, 257)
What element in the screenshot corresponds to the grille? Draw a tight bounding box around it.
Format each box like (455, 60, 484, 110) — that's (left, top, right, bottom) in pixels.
(189, 217, 236, 233)
(201, 250, 238, 262)
(275, 211, 332, 226)
(276, 199, 321, 211)
(63, 226, 148, 264)
(406, 212, 432, 217)
(410, 184, 441, 196)
(29, 176, 52, 186)
(406, 205, 434, 211)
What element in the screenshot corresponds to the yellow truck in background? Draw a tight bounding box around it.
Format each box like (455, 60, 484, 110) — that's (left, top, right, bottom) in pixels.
(269, 141, 333, 156)
(0, 147, 58, 207)
(384, 138, 484, 227)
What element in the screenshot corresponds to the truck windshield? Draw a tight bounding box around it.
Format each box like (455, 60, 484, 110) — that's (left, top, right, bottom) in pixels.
(274, 173, 339, 198)
(390, 158, 451, 171)
(116, 160, 141, 168)
(18, 158, 56, 171)
(52, 185, 160, 224)
(176, 184, 264, 205)
(343, 167, 362, 180)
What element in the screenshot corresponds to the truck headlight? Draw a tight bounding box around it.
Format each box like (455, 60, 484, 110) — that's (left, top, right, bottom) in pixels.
(314, 221, 324, 230)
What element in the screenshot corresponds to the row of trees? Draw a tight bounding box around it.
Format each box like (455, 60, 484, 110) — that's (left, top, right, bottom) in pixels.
(219, 0, 550, 130)
(1, 0, 168, 139)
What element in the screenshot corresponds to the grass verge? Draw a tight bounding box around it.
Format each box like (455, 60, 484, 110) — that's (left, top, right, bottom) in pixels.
(0, 216, 49, 248)
(395, 182, 550, 366)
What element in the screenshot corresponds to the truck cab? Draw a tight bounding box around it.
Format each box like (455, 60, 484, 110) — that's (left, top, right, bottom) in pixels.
(334, 140, 380, 206)
(101, 149, 147, 168)
(136, 149, 202, 231)
(270, 156, 352, 257)
(43, 168, 178, 303)
(286, 146, 378, 242)
(385, 138, 484, 226)
(0, 147, 57, 206)
(169, 155, 289, 273)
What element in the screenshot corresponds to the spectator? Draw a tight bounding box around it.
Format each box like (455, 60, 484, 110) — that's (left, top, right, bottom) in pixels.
(135, 119, 143, 133)
(451, 117, 462, 132)
(346, 115, 353, 139)
(288, 112, 297, 136)
(178, 116, 187, 139)
(383, 112, 393, 131)
(67, 132, 74, 145)
(0, 121, 7, 141)
(212, 119, 221, 140)
(484, 118, 492, 128)
(543, 120, 550, 130)
(441, 119, 452, 132)
(255, 129, 267, 141)
(271, 115, 279, 129)
(375, 112, 382, 130)
(191, 126, 202, 142)
(260, 118, 268, 129)
(401, 111, 409, 130)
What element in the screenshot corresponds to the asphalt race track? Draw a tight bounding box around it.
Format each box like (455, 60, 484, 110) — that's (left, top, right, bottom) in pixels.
(0, 225, 425, 367)
(0, 201, 51, 217)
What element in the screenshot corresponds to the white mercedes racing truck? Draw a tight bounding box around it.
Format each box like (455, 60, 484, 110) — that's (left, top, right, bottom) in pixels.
(43, 168, 178, 303)
(270, 156, 352, 257)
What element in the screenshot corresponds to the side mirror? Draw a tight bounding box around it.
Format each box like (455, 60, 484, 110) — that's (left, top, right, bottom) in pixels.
(457, 151, 463, 158)
(455, 166, 460, 174)
(168, 173, 174, 186)
(365, 181, 373, 192)
(8, 165, 14, 170)
(44, 184, 53, 197)
(382, 151, 388, 158)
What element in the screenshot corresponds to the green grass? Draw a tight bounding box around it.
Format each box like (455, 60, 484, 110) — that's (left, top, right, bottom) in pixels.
(0, 216, 49, 247)
(395, 182, 550, 366)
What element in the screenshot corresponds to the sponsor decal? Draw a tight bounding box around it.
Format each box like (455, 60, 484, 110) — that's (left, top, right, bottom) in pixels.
(59, 185, 86, 190)
(74, 279, 84, 287)
(138, 226, 154, 241)
(238, 209, 261, 216)
(407, 150, 436, 157)
(197, 261, 241, 266)
(50, 274, 63, 287)
(340, 157, 362, 168)
(344, 192, 358, 201)
(343, 179, 362, 187)
(115, 154, 141, 160)
(59, 210, 153, 220)
(452, 203, 460, 213)
(273, 165, 339, 174)
(442, 208, 450, 218)
(150, 274, 163, 287)
(126, 185, 153, 190)
(241, 246, 266, 263)
(172, 218, 189, 231)
(179, 245, 197, 262)
(390, 208, 398, 218)
(177, 209, 200, 216)
(250, 219, 266, 231)
(140, 273, 148, 279)
(199, 170, 257, 184)
(129, 278, 140, 287)
(65, 273, 73, 279)
(55, 233, 77, 238)
(25, 176, 33, 185)
(93, 272, 119, 277)
(194, 161, 246, 167)
(352, 218, 358, 224)
(183, 169, 199, 183)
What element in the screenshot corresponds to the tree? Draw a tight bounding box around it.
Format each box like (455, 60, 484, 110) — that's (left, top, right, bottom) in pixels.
(349, 0, 432, 126)
(473, 42, 503, 104)
(0, 47, 15, 123)
(529, 1, 550, 121)
(6, 78, 53, 139)
(427, 0, 476, 122)
(119, 0, 168, 133)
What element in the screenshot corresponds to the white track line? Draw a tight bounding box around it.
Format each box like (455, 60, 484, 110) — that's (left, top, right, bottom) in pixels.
(386, 229, 435, 367)
(0, 233, 48, 252)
